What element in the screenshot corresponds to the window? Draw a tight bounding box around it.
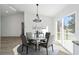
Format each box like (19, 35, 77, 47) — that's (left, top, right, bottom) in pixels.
(57, 12, 76, 40)
(64, 13, 75, 40)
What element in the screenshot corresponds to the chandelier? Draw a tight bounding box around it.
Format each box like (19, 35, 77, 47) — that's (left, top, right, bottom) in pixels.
(33, 4, 42, 23)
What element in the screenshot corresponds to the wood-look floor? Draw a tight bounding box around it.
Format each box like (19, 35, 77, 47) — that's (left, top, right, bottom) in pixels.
(0, 37, 70, 55)
(0, 37, 21, 55)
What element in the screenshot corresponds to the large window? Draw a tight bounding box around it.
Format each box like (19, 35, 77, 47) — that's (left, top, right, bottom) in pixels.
(64, 13, 75, 40)
(57, 12, 76, 40)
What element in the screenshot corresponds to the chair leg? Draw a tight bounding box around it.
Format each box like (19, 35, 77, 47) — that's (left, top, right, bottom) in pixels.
(51, 44, 54, 52)
(22, 45, 23, 52)
(26, 46, 28, 54)
(38, 46, 40, 51)
(35, 45, 37, 51)
(46, 48, 48, 55)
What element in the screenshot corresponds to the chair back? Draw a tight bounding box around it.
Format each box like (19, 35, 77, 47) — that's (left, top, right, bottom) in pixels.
(47, 35, 54, 47)
(45, 32, 51, 45)
(26, 32, 32, 39)
(21, 35, 27, 45)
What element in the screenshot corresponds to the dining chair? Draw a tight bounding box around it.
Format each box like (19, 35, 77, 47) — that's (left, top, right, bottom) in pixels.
(21, 33, 38, 54)
(40, 32, 50, 43)
(21, 35, 28, 54)
(26, 32, 33, 43)
(26, 32, 37, 51)
(39, 32, 54, 55)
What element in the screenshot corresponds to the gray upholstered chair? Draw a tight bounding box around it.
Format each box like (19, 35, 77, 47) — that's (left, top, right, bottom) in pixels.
(39, 33, 54, 55)
(26, 32, 37, 50)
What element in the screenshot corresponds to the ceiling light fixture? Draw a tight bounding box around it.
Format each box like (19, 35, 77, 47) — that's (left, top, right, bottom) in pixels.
(33, 4, 42, 23)
(9, 6, 16, 11)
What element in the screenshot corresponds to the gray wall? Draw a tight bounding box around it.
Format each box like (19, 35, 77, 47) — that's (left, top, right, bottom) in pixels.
(1, 12, 24, 37)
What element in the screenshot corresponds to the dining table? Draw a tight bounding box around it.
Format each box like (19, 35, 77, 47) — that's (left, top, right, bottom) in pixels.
(30, 37, 46, 51)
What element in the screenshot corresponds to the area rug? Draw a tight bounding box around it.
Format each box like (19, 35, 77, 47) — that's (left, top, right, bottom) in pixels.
(13, 44, 68, 55)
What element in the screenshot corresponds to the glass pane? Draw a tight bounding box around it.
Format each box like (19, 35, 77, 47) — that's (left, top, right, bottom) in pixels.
(57, 20, 62, 40)
(64, 13, 75, 40)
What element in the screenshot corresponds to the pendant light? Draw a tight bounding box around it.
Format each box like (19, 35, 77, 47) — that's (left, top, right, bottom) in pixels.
(33, 4, 42, 23)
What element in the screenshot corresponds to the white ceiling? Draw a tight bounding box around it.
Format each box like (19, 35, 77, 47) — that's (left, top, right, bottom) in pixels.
(0, 4, 20, 16)
(0, 4, 68, 17)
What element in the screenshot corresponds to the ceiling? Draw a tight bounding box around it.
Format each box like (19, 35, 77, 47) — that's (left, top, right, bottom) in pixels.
(0, 4, 21, 16)
(0, 4, 68, 17)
